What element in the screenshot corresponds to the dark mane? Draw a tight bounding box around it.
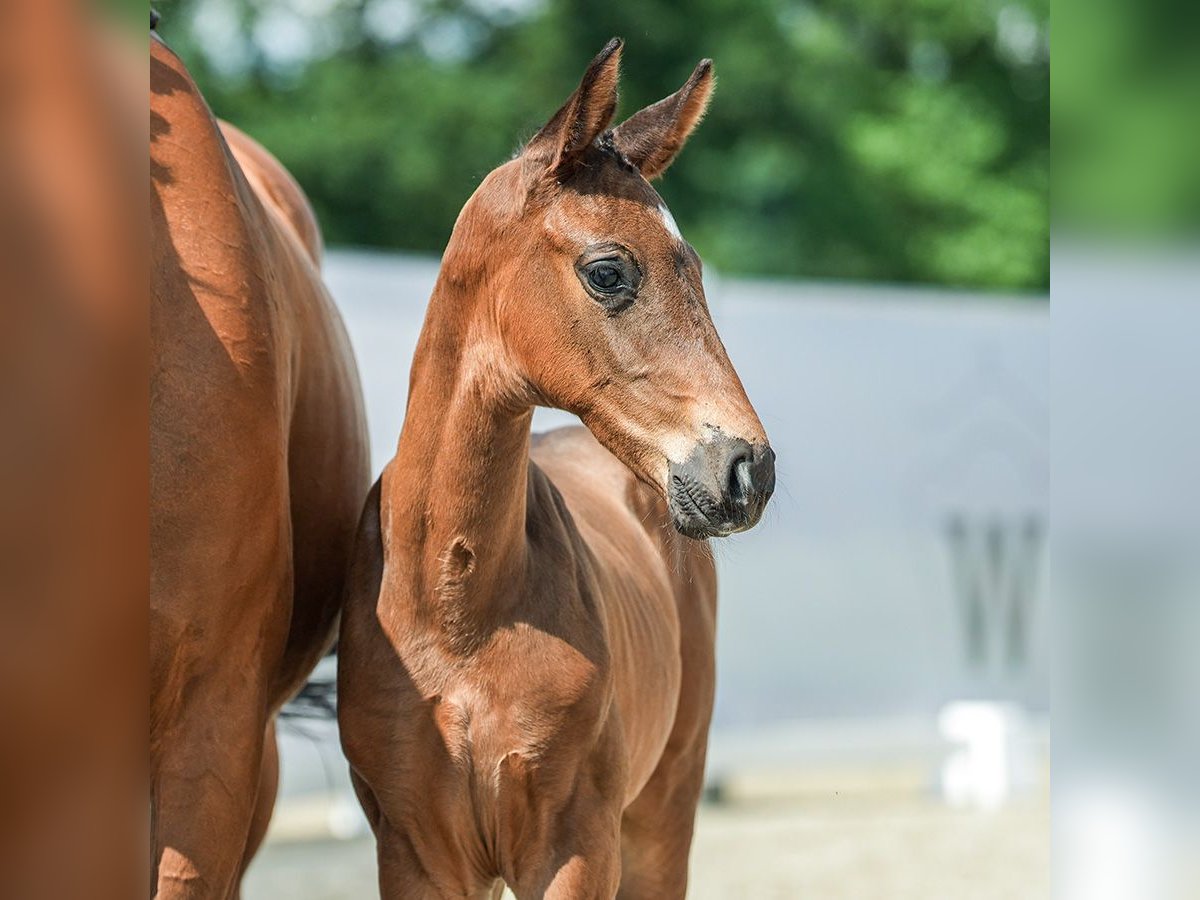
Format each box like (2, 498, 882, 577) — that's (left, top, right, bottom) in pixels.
(514, 128, 636, 174)
(563, 138, 659, 205)
(595, 130, 638, 173)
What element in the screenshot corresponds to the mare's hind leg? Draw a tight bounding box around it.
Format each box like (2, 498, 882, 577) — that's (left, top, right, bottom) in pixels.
(234, 720, 279, 898)
(152, 676, 269, 900)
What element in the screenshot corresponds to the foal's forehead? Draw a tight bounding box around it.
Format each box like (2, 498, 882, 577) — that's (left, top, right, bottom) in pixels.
(544, 172, 689, 254)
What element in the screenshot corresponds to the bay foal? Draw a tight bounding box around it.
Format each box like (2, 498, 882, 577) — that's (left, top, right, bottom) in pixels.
(339, 40, 774, 899)
(152, 34, 370, 898)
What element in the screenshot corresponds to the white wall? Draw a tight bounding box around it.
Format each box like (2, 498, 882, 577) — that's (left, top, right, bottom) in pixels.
(324, 251, 1049, 728)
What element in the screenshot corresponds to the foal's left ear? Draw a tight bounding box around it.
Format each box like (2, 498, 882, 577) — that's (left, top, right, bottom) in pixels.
(525, 38, 623, 179)
(612, 59, 715, 180)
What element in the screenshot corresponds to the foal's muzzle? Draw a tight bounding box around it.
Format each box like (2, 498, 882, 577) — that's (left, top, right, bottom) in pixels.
(667, 437, 775, 540)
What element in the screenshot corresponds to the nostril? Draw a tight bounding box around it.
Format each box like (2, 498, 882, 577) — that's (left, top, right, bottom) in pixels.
(728, 452, 754, 506)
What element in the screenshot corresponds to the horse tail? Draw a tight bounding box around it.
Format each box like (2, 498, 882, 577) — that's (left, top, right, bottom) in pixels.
(279, 648, 338, 720)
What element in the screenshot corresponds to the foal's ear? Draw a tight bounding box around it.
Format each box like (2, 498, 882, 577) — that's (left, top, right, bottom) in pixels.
(525, 38, 622, 179)
(612, 59, 714, 180)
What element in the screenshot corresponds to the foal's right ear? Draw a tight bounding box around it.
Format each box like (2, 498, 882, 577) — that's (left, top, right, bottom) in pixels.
(524, 38, 622, 180)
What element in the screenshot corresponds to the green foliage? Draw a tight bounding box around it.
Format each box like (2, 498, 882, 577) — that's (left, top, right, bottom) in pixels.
(159, 0, 1048, 291)
(1053, 0, 1200, 235)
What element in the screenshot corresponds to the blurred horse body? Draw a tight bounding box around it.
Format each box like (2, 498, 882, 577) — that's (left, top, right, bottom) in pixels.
(339, 41, 774, 899)
(151, 34, 369, 898)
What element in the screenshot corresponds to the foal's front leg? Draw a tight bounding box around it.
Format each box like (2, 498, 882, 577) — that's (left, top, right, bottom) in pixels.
(375, 821, 498, 900)
(376, 823, 450, 900)
(511, 788, 623, 900)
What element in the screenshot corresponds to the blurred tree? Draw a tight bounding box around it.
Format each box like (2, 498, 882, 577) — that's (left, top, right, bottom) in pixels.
(1053, 0, 1200, 235)
(158, 0, 1048, 291)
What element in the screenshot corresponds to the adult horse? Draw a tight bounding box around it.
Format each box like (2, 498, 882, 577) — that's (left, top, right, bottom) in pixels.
(151, 31, 370, 899)
(338, 39, 774, 899)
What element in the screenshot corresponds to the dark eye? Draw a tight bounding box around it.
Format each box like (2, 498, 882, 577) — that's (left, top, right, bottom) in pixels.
(576, 248, 640, 313)
(586, 261, 624, 293)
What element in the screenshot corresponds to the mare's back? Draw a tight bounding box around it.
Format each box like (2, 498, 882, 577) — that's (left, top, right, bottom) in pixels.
(529, 425, 703, 616)
(531, 426, 670, 556)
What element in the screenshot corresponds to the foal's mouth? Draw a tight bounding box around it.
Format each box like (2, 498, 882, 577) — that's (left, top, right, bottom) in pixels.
(666, 438, 775, 540)
(669, 475, 744, 539)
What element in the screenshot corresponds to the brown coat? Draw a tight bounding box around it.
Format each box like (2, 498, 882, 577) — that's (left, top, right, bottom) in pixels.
(338, 40, 773, 899)
(150, 34, 370, 899)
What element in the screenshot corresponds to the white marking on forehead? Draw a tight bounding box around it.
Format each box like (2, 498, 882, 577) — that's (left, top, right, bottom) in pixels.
(658, 204, 683, 242)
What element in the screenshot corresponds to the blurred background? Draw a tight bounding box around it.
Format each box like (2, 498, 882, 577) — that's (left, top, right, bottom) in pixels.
(161, 0, 1048, 291)
(1054, 1, 1200, 899)
(154, 0, 1050, 896)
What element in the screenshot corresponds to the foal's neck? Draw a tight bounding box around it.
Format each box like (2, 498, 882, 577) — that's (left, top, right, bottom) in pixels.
(381, 262, 532, 638)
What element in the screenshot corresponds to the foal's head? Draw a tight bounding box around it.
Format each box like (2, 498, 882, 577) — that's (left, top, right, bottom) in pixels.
(446, 39, 774, 539)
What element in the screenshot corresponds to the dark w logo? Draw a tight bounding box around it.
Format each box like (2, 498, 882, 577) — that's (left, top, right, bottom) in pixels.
(943, 514, 1043, 669)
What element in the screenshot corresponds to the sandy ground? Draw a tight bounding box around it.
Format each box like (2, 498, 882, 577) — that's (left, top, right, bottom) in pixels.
(244, 793, 1049, 899)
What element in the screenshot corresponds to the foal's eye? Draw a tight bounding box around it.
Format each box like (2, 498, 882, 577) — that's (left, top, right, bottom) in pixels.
(576, 248, 639, 313)
(586, 261, 624, 292)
